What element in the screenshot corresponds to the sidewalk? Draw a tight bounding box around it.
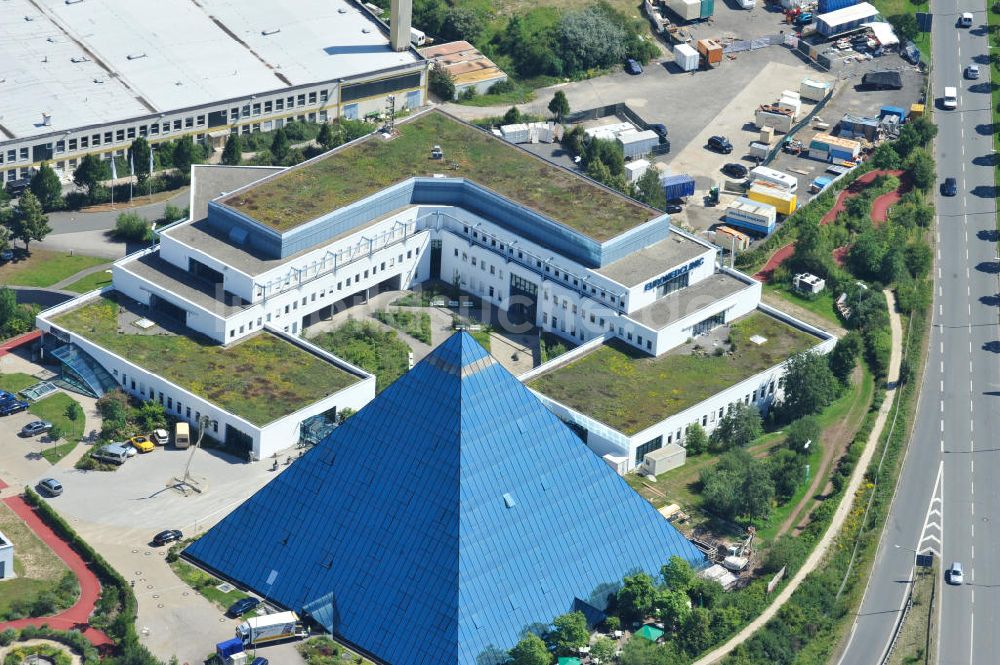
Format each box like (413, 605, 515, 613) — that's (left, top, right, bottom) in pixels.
(0, 493, 112, 649)
(692, 289, 904, 664)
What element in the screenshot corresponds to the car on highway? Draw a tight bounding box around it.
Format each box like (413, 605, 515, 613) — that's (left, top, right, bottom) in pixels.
(942, 86, 958, 110)
(38, 478, 63, 497)
(625, 58, 643, 75)
(948, 561, 964, 585)
(721, 163, 748, 179)
(941, 177, 958, 197)
(965, 64, 980, 80)
(707, 135, 733, 154)
(20, 421, 53, 437)
(152, 529, 183, 546)
(226, 597, 261, 618)
(958, 11, 973, 27)
(0, 400, 30, 416)
(128, 435, 155, 453)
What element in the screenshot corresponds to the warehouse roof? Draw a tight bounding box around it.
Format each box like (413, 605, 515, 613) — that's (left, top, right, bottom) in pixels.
(222, 110, 659, 240)
(418, 41, 507, 87)
(0, 0, 419, 140)
(817, 2, 879, 28)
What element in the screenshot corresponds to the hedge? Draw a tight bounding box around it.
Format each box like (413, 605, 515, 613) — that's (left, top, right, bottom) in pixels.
(0, 625, 99, 664)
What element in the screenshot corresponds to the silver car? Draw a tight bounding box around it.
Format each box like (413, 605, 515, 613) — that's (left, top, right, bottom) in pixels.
(949, 561, 964, 585)
(965, 64, 980, 80)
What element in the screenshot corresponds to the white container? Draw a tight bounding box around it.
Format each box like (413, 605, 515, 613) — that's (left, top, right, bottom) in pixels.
(625, 159, 651, 183)
(667, 0, 702, 21)
(618, 129, 660, 159)
(777, 96, 802, 119)
(800, 79, 831, 101)
(749, 142, 770, 160)
(674, 43, 700, 71)
(755, 109, 793, 132)
(500, 123, 529, 143)
(585, 122, 635, 142)
(781, 90, 801, 100)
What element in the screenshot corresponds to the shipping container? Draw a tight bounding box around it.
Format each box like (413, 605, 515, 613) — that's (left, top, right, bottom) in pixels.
(584, 122, 635, 142)
(809, 132, 861, 158)
(760, 126, 775, 145)
(800, 78, 832, 101)
(725, 197, 777, 234)
(749, 142, 770, 160)
(500, 123, 529, 143)
(625, 159, 651, 183)
(716, 225, 752, 250)
(696, 39, 724, 66)
(748, 184, 797, 215)
(750, 166, 798, 193)
(618, 129, 660, 159)
(810, 176, 834, 193)
(674, 43, 700, 71)
(777, 95, 802, 119)
(816, 2, 879, 36)
(755, 108, 794, 133)
(661, 174, 697, 199)
(700, 0, 715, 18)
(879, 105, 907, 121)
(910, 103, 925, 117)
(667, 0, 703, 21)
(817, 0, 858, 13)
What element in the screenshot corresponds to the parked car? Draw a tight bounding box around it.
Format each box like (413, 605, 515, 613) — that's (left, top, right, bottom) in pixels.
(152, 529, 183, 546)
(21, 420, 53, 437)
(0, 400, 30, 416)
(664, 202, 683, 214)
(948, 561, 964, 585)
(721, 163, 748, 179)
(941, 177, 958, 197)
(0, 250, 13, 263)
(648, 123, 668, 140)
(0, 390, 18, 404)
(250, 658, 268, 665)
(129, 435, 155, 453)
(38, 478, 63, 497)
(625, 58, 643, 75)
(794, 12, 813, 26)
(151, 428, 169, 446)
(707, 135, 733, 154)
(4, 178, 30, 199)
(92, 444, 131, 465)
(119, 442, 138, 458)
(226, 597, 261, 618)
(965, 64, 980, 80)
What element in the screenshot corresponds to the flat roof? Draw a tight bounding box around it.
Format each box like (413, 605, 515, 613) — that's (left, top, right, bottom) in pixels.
(1, 0, 419, 141)
(221, 110, 658, 240)
(118, 253, 248, 316)
(418, 40, 506, 86)
(630, 272, 753, 327)
(188, 165, 286, 223)
(596, 233, 708, 287)
(51, 292, 360, 426)
(527, 310, 822, 435)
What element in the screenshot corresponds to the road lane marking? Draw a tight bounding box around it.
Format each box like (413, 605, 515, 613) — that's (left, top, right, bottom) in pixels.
(972, 545, 975, 560)
(916, 461, 944, 558)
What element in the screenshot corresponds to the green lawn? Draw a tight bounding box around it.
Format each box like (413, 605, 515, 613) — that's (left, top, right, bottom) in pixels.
(0, 372, 38, 394)
(0, 502, 75, 621)
(0, 250, 107, 288)
(39, 441, 78, 465)
(764, 283, 840, 328)
(871, 0, 930, 56)
(29, 393, 86, 443)
(53, 293, 360, 425)
(374, 309, 433, 344)
(454, 83, 536, 107)
(222, 110, 654, 240)
(62, 269, 114, 294)
(529, 311, 821, 435)
(310, 319, 412, 393)
(169, 560, 253, 614)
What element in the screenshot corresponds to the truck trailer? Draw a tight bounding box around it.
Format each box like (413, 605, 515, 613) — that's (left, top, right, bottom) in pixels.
(235, 611, 309, 647)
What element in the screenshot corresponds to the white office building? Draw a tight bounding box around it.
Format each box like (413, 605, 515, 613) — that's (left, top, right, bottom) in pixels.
(36, 109, 834, 466)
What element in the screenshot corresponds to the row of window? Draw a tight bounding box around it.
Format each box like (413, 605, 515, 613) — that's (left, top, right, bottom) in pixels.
(234, 91, 327, 121)
(113, 368, 218, 433)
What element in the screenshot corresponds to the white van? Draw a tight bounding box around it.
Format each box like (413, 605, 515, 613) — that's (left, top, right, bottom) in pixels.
(959, 12, 974, 27)
(943, 86, 958, 109)
(174, 422, 191, 449)
(93, 444, 130, 465)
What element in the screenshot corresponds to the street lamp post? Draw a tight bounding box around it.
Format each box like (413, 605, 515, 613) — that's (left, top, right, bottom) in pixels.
(170, 415, 216, 495)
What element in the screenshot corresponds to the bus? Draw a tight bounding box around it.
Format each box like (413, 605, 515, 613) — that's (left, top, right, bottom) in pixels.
(749, 166, 798, 194)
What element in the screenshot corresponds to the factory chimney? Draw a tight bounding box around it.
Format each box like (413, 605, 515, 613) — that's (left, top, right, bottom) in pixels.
(389, 0, 412, 52)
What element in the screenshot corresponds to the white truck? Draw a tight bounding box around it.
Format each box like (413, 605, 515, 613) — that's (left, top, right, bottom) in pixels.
(235, 611, 309, 647)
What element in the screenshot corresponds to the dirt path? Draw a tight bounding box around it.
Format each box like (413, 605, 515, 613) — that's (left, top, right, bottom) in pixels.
(773, 364, 866, 540)
(693, 290, 903, 665)
(753, 243, 795, 282)
(0, 493, 112, 648)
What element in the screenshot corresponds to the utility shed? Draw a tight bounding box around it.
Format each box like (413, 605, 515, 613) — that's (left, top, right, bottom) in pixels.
(816, 2, 879, 37)
(0, 530, 13, 580)
(642, 443, 686, 476)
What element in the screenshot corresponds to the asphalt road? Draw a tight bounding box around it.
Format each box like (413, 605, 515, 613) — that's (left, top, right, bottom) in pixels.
(838, 2, 1000, 663)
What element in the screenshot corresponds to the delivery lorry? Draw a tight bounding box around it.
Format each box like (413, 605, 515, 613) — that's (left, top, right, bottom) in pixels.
(235, 611, 309, 647)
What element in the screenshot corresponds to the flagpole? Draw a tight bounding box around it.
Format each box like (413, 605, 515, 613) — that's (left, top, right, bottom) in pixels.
(110, 156, 117, 210)
(129, 151, 134, 204)
(148, 146, 154, 199)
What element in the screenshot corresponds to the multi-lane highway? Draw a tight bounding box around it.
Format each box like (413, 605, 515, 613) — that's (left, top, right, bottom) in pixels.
(838, 1, 1000, 663)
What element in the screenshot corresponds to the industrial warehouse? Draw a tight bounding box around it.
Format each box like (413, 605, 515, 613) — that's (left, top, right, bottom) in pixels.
(36, 108, 833, 464)
(0, 0, 427, 184)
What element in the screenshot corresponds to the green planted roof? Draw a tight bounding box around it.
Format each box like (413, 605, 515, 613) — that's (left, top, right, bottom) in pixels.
(53, 294, 359, 426)
(528, 311, 820, 435)
(221, 110, 656, 240)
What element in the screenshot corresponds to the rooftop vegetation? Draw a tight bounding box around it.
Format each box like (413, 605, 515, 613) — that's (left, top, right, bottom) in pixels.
(222, 110, 654, 240)
(52, 294, 359, 425)
(527, 312, 821, 434)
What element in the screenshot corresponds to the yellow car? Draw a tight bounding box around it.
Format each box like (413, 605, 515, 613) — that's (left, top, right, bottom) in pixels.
(128, 435, 155, 454)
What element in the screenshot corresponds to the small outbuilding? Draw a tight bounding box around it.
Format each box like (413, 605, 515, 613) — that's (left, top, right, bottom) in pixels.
(419, 41, 509, 96)
(793, 272, 827, 294)
(0, 530, 14, 580)
(641, 443, 686, 476)
(635, 625, 665, 642)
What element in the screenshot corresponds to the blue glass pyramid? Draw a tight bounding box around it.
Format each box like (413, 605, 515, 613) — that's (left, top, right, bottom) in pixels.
(186, 333, 704, 665)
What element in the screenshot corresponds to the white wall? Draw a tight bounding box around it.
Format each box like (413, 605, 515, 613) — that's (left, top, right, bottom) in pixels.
(0, 538, 13, 580)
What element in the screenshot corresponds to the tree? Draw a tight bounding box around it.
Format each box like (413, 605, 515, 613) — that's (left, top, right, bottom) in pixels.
(0, 225, 11, 254)
(12, 191, 51, 252)
(635, 167, 667, 211)
(509, 634, 551, 665)
(617, 572, 657, 622)
(887, 13, 918, 41)
(129, 136, 152, 186)
(316, 123, 334, 152)
(684, 423, 708, 456)
(429, 66, 456, 102)
(503, 106, 523, 125)
(870, 142, 900, 169)
(221, 134, 243, 166)
(678, 607, 713, 656)
(784, 414, 821, 455)
(172, 136, 197, 176)
(29, 163, 63, 211)
(700, 463, 742, 519)
(742, 459, 775, 519)
(112, 212, 152, 243)
(270, 128, 291, 162)
(161, 204, 186, 224)
(440, 7, 486, 43)
(549, 611, 588, 655)
(904, 241, 933, 278)
(557, 8, 628, 75)
(47, 423, 63, 443)
(548, 90, 570, 122)
(769, 448, 802, 502)
(709, 402, 762, 451)
(591, 636, 617, 663)
(906, 147, 935, 190)
(655, 587, 691, 630)
(0, 286, 33, 338)
(775, 351, 840, 423)
(661, 556, 695, 592)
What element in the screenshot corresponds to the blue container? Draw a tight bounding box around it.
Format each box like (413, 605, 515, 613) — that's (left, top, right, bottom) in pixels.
(879, 105, 907, 121)
(723, 216, 774, 236)
(830, 147, 855, 161)
(662, 175, 696, 200)
(216, 639, 244, 659)
(818, 0, 858, 13)
(700, 0, 715, 18)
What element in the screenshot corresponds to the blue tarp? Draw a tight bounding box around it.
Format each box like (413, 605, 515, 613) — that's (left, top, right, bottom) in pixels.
(187, 333, 706, 665)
